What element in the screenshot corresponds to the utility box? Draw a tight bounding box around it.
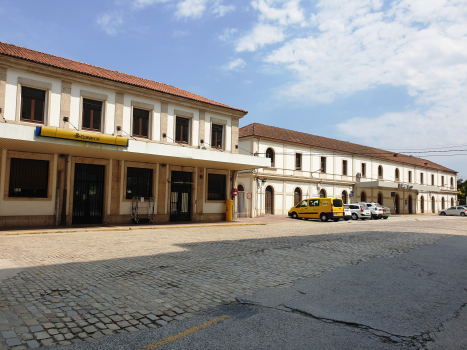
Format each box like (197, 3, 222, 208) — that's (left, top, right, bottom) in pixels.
(226, 199, 233, 221)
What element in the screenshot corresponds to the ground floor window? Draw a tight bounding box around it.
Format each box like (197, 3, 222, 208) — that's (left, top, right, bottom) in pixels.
(319, 189, 326, 198)
(126, 167, 153, 199)
(208, 173, 226, 200)
(9, 158, 49, 198)
(361, 191, 366, 202)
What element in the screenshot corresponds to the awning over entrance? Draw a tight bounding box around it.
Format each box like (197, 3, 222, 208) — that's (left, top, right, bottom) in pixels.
(0, 123, 270, 171)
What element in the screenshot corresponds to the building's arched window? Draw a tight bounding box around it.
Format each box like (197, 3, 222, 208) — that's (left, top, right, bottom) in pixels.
(342, 190, 348, 204)
(377, 193, 383, 205)
(431, 196, 435, 213)
(361, 191, 366, 202)
(395, 168, 400, 181)
(238, 184, 244, 192)
(294, 187, 302, 206)
(265, 148, 275, 167)
(441, 197, 445, 209)
(451, 198, 454, 206)
(319, 189, 327, 198)
(378, 165, 383, 179)
(451, 177, 454, 188)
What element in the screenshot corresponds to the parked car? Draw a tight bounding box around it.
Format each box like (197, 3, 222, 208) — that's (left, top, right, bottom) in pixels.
(343, 207, 352, 221)
(439, 206, 467, 216)
(288, 197, 344, 222)
(344, 204, 372, 220)
(381, 206, 391, 219)
(356, 202, 383, 219)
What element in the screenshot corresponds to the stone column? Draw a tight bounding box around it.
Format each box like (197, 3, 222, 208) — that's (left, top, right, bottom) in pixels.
(114, 92, 124, 135)
(60, 81, 72, 128)
(199, 110, 206, 148)
(231, 119, 239, 153)
(160, 102, 168, 142)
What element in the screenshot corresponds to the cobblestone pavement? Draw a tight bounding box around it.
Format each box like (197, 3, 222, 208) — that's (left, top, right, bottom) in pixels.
(0, 217, 465, 349)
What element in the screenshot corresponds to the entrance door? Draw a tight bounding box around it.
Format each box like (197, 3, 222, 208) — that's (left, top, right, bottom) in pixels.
(432, 197, 435, 213)
(420, 196, 424, 213)
(170, 171, 192, 221)
(408, 195, 413, 214)
(72, 163, 105, 224)
(238, 184, 245, 218)
(265, 186, 274, 214)
(394, 194, 400, 214)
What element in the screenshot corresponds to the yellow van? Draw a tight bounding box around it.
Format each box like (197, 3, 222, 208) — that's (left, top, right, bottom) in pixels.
(288, 197, 345, 222)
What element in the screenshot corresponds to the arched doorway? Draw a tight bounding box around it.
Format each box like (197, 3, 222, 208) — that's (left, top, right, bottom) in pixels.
(361, 191, 366, 202)
(265, 186, 274, 214)
(451, 198, 454, 207)
(266, 148, 275, 167)
(394, 194, 400, 214)
(319, 189, 327, 198)
(238, 184, 245, 218)
(420, 196, 424, 213)
(294, 187, 302, 206)
(342, 190, 348, 204)
(408, 195, 413, 214)
(441, 197, 445, 209)
(432, 196, 435, 213)
(377, 193, 383, 206)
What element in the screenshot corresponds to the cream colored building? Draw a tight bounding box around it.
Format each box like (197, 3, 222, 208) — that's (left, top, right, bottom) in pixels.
(0, 42, 268, 227)
(237, 123, 457, 217)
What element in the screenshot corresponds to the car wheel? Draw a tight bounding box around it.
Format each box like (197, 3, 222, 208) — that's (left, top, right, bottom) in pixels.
(461, 212, 466, 217)
(320, 213, 328, 222)
(291, 212, 298, 219)
(383, 217, 388, 219)
(351, 213, 358, 220)
(440, 212, 446, 216)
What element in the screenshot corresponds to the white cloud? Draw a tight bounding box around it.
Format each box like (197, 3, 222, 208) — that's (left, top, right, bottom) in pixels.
(219, 28, 238, 41)
(223, 58, 247, 71)
(176, 0, 208, 19)
(251, 0, 305, 26)
(132, 0, 172, 8)
(236, 24, 286, 52)
(212, 2, 235, 17)
(96, 11, 124, 36)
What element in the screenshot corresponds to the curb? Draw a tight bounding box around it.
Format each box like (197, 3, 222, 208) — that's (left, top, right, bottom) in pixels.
(2, 222, 266, 236)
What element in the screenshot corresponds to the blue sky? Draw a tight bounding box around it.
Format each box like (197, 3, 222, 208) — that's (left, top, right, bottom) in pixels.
(1, 0, 466, 178)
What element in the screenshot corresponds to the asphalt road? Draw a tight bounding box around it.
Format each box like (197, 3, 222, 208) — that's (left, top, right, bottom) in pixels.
(44, 234, 467, 350)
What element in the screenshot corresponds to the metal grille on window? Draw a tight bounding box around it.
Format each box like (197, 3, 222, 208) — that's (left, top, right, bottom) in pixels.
(211, 124, 223, 149)
(21, 87, 45, 123)
(208, 174, 226, 200)
(126, 167, 153, 199)
(9, 158, 49, 198)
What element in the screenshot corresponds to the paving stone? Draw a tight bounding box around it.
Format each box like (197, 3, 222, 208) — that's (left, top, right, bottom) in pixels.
(21, 333, 33, 340)
(106, 324, 120, 330)
(95, 323, 107, 330)
(40, 338, 54, 346)
(101, 329, 113, 335)
(29, 325, 43, 333)
(146, 314, 158, 321)
(126, 326, 138, 332)
(42, 323, 54, 329)
(48, 328, 59, 335)
(1, 330, 16, 339)
(83, 326, 97, 334)
(26, 340, 40, 349)
(156, 320, 168, 326)
(53, 334, 65, 341)
(117, 321, 130, 328)
(91, 332, 104, 339)
(6, 338, 21, 347)
(34, 331, 50, 340)
(24, 320, 38, 326)
(64, 333, 74, 340)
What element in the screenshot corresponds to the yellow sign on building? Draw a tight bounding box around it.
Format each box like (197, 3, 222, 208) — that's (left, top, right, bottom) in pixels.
(35, 126, 129, 147)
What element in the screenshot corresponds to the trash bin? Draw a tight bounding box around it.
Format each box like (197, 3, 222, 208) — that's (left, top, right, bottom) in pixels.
(226, 199, 233, 221)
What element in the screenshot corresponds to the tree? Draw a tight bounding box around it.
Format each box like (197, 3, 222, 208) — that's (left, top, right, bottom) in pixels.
(458, 178, 467, 205)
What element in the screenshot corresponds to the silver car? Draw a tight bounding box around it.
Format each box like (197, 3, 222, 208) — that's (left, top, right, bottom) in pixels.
(381, 206, 391, 219)
(439, 206, 467, 216)
(356, 202, 383, 219)
(345, 204, 372, 220)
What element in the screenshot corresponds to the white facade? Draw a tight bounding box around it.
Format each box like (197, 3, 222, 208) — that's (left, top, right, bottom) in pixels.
(238, 135, 458, 217)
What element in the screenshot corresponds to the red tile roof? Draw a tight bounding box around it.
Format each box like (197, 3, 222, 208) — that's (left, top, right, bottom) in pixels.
(0, 42, 247, 114)
(240, 123, 456, 173)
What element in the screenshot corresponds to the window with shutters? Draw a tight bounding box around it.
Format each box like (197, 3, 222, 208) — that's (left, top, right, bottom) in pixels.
(21, 86, 46, 123)
(175, 116, 190, 144)
(82, 98, 103, 131)
(207, 173, 226, 200)
(132, 108, 150, 138)
(342, 160, 347, 175)
(361, 163, 366, 177)
(211, 124, 223, 149)
(320, 157, 326, 173)
(9, 158, 49, 198)
(295, 153, 302, 170)
(126, 167, 153, 199)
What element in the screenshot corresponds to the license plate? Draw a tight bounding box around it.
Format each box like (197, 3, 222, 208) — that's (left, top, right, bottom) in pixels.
(335, 213, 342, 216)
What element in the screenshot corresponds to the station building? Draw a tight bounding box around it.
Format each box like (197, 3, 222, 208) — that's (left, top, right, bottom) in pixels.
(237, 123, 458, 217)
(0, 42, 269, 227)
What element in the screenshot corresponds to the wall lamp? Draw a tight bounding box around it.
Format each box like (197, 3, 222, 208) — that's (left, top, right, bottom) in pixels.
(162, 133, 167, 138)
(63, 116, 69, 122)
(200, 139, 204, 144)
(116, 126, 122, 131)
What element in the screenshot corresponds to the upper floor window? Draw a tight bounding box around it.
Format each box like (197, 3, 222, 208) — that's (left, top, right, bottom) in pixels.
(266, 148, 275, 167)
(21, 86, 45, 124)
(431, 174, 434, 186)
(132, 108, 149, 138)
(211, 124, 223, 149)
(420, 173, 424, 184)
(451, 177, 454, 188)
(342, 160, 347, 176)
(126, 167, 153, 199)
(378, 165, 383, 179)
(175, 116, 190, 144)
(295, 153, 302, 170)
(82, 98, 102, 131)
(321, 157, 326, 173)
(361, 163, 366, 177)
(408, 171, 412, 183)
(9, 158, 49, 198)
(395, 168, 400, 181)
(441, 176, 444, 186)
